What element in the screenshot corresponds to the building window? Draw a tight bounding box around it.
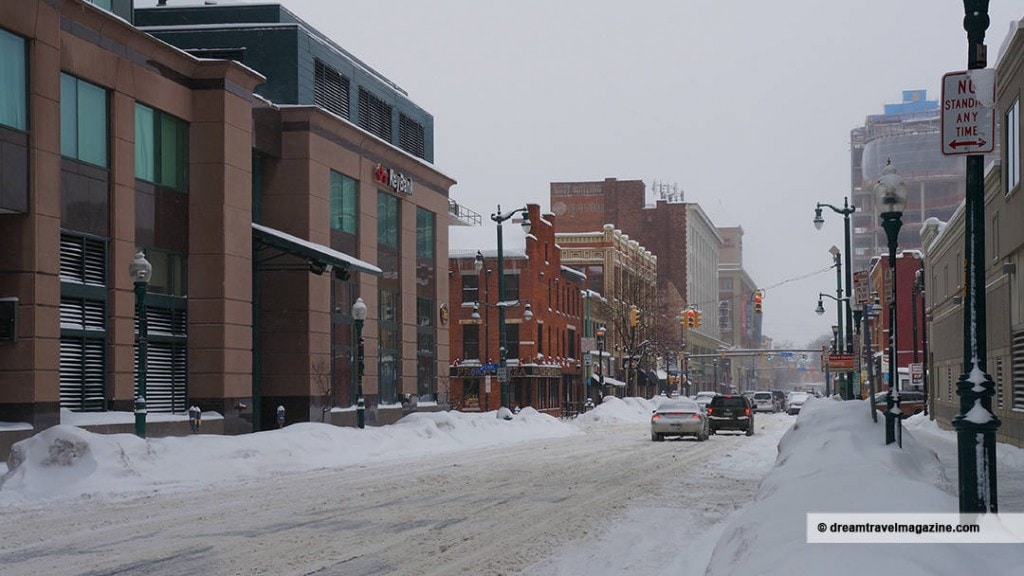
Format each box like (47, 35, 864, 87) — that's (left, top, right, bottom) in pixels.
(330, 170, 358, 234)
(506, 323, 520, 360)
(135, 103, 188, 192)
(503, 273, 519, 302)
(1012, 328, 1024, 411)
(0, 29, 26, 131)
(416, 207, 435, 259)
(377, 192, 399, 249)
(146, 248, 187, 297)
(314, 59, 350, 120)
(358, 87, 392, 142)
(84, 0, 112, 10)
(141, 303, 188, 413)
(1006, 98, 1020, 195)
(399, 113, 425, 158)
(463, 324, 480, 361)
(996, 357, 1004, 410)
(59, 232, 108, 412)
(416, 297, 436, 399)
(378, 289, 401, 404)
(61, 74, 108, 168)
(462, 274, 479, 304)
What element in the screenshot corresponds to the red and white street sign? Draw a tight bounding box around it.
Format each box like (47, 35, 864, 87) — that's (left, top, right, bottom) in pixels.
(941, 69, 995, 156)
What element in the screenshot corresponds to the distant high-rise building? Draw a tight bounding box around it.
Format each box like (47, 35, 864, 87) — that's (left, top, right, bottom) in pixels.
(848, 89, 993, 272)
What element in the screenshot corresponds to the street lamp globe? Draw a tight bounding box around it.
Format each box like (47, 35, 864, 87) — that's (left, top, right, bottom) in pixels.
(523, 303, 533, 321)
(815, 299, 825, 316)
(520, 214, 532, 235)
(351, 297, 368, 321)
(812, 207, 825, 230)
(474, 250, 484, 274)
(874, 159, 907, 215)
(129, 250, 153, 285)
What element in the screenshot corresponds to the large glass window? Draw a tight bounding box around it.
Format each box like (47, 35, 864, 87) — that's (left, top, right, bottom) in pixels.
(1006, 98, 1020, 195)
(61, 74, 108, 167)
(378, 289, 401, 404)
(416, 297, 436, 399)
(135, 103, 188, 191)
(0, 29, 26, 131)
(377, 192, 399, 249)
(330, 171, 358, 234)
(416, 207, 435, 259)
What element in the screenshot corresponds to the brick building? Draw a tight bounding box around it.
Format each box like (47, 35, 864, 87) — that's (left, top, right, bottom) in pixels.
(551, 178, 727, 394)
(448, 204, 585, 415)
(0, 0, 459, 459)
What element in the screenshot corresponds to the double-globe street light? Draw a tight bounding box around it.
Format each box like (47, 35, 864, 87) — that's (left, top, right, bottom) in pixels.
(815, 293, 848, 397)
(490, 205, 532, 418)
(814, 199, 856, 399)
(875, 159, 906, 447)
(129, 250, 152, 438)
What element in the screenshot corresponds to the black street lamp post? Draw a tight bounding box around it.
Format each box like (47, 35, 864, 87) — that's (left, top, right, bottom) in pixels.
(815, 197, 856, 399)
(864, 294, 880, 423)
(596, 326, 606, 396)
(875, 159, 907, 446)
(129, 250, 152, 438)
(816, 293, 848, 397)
(352, 297, 367, 429)
(490, 206, 532, 417)
(955, 0, 1000, 513)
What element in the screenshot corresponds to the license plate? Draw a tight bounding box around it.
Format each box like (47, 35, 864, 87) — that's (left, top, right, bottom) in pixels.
(670, 423, 682, 429)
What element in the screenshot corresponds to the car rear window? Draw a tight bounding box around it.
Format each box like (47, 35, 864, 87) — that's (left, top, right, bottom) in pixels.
(712, 397, 747, 409)
(754, 393, 772, 400)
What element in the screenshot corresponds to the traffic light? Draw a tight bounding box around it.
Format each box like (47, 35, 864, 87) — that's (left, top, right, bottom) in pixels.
(694, 309, 703, 328)
(629, 304, 639, 327)
(685, 308, 696, 328)
(753, 290, 763, 314)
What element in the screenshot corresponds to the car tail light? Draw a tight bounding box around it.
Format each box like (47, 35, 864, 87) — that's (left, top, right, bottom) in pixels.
(691, 414, 701, 419)
(745, 407, 751, 416)
(707, 407, 713, 415)
(651, 414, 661, 421)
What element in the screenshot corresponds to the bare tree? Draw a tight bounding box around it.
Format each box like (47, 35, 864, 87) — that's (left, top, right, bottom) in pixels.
(311, 357, 332, 422)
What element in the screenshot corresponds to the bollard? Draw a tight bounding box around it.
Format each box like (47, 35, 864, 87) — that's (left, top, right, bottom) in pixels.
(188, 405, 201, 433)
(134, 396, 147, 438)
(276, 405, 286, 428)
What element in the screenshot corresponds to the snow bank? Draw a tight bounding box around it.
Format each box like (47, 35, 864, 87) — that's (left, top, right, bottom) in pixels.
(705, 396, 1014, 575)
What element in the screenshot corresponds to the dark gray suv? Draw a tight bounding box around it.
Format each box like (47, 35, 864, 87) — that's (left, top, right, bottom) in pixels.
(707, 394, 754, 436)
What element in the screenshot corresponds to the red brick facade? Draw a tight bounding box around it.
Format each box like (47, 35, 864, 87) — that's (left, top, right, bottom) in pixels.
(448, 204, 585, 415)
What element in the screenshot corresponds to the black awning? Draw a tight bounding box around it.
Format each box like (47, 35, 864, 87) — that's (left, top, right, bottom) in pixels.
(253, 223, 381, 277)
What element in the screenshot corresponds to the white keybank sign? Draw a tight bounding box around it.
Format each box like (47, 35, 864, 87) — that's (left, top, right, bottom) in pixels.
(941, 69, 995, 156)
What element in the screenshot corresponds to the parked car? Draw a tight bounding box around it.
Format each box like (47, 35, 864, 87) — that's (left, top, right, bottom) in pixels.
(787, 391, 810, 415)
(707, 394, 754, 436)
(771, 390, 787, 412)
(873, 390, 925, 418)
(751, 391, 776, 413)
(651, 398, 709, 442)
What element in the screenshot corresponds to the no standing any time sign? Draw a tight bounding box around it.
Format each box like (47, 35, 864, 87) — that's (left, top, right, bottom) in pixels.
(941, 69, 995, 156)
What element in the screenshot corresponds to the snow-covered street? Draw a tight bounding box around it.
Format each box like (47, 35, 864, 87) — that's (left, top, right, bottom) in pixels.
(2, 396, 1023, 576)
(0, 400, 789, 576)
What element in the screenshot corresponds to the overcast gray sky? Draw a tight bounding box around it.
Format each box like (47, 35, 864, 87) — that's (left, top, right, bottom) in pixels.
(277, 0, 1020, 347)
